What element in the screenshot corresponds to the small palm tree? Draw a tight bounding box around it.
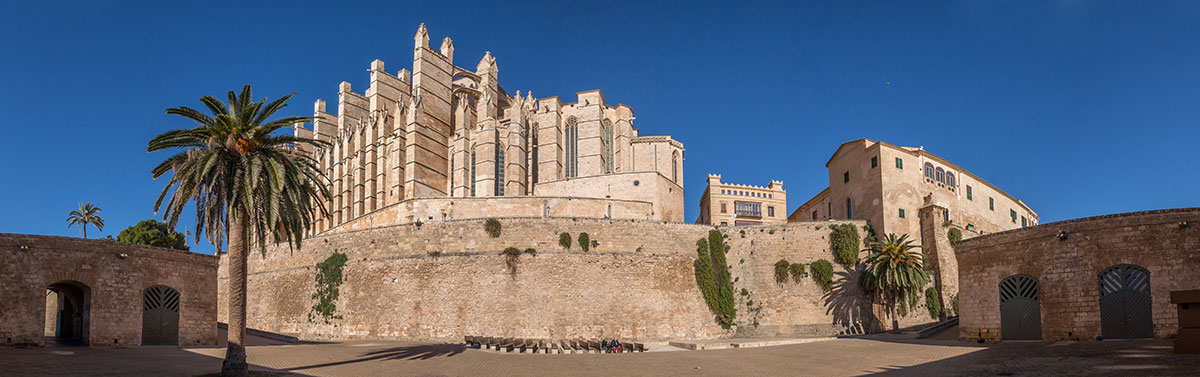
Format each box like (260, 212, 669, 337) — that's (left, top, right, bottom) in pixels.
(860, 233, 930, 331)
(65, 202, 104, 238)
(149, 85, 328, 377)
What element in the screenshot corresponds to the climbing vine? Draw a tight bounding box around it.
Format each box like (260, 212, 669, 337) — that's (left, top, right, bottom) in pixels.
(925, 287, 942, 320)
(484, 218, 502, 238)
(558, 232, 572, 249)
(578, 232, 591, 252)
(810, 259, 834, 292)
(309, 252, 348, 324)
(774, 259, 790, 283)
(693, 230, 735, 329)
(789, 263, 807, 282)
(830, 224, 860, 266)
(948, 228, 962, 249)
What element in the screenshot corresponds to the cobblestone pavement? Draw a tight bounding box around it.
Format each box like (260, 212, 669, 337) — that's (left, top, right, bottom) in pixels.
(1, 337, 1197, 377)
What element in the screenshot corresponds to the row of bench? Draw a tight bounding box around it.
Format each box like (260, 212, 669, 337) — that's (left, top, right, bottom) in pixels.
(464, 336, 648, 354)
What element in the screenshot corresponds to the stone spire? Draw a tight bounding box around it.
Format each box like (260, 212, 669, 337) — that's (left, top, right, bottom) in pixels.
(414, 23, 429, 49)
(440, 37, 454, 64)
(477, 51, 496, 73)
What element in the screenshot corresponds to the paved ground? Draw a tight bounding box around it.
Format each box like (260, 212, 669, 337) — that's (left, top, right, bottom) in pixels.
(2, 335, 1197, 377)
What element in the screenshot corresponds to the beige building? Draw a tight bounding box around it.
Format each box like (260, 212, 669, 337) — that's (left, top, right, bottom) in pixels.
(790, 138, 1038, 240)
(292, 24, 685, 233)
(696, 174, 787, 226)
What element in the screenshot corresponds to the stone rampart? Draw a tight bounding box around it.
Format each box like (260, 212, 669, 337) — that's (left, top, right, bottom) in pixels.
(220, 218, 908, 341)
(328, 196, 655, 234)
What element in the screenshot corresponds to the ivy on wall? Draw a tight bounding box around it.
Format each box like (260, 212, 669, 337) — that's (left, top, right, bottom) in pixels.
(830, 224, 860, 266)
(484, 218, 502, 238)
(789, 263, 807, 282)
(948, 228, 962, 249)
(559, 232, 572, 249)
(810, 259, 834, 292)
(774, 259, 790, 283)
(694, 230, 736, 329)
(925, 287, 942, 320)
(578, 232, 591, 252)
(309, 252, 348, 324)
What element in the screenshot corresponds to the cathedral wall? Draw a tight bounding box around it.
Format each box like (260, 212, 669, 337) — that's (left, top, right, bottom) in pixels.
(325, 196, 655, 233)
(534, 171, 684, 223)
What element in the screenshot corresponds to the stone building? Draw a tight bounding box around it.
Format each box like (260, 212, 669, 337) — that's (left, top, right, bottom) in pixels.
(695, 174, 787, 226)
(0, 234, 218, 347)
(956, 208, 1199, 341)
(293, 23, 685, 234)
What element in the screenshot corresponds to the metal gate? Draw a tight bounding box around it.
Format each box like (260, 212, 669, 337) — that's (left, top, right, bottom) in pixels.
(999, 274, 1042, 340)
(1099, 264, 1153, 339)
(142, 285, 180, 346)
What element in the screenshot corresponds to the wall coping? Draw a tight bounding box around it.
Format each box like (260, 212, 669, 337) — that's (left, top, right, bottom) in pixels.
(0, 232, 218, 265)
(957, 207, 1200, 249)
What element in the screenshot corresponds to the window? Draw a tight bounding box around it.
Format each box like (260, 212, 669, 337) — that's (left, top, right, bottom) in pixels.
(895, 157, 903, 169)
(924, 162, 935, 180)
(564, 116, 578, 178)
(768, 206, 775, 217)
(1021, 216, 1027, 227)
(871, 156, 878, 168)
(1010, 209, 1017, 223)
(989, 197, 995, 211)
(720, 222, 728, 226)
(672, 151, 679, 183)
(495, 149, 505, 196)
(966, 185, 973, 200)
(946, 172, 955, 188)
(735, 202, 762, 217)
(720, 202, 727, 214)
(531, 127, 539, 183)
(607, 203, 612, 219)
(602, 119, 614, 174)
(812, 211, 817, 220)
(899, 208, 905, 218)
(845, 198, 852, 219)
(843, 171, 850, 183)
(943, 209, 950, 223)
(449, 154, 455, 196)
(470, 149, 476, 196)
(827, 202, 831, 219)
(935, 167, 945, 184)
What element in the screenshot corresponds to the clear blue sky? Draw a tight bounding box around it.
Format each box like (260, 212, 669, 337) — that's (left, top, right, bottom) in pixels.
(2, 1, 1196, 254)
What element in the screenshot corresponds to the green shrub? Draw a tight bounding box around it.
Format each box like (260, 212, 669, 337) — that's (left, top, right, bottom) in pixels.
(741, 288, 749, 296)
(948, 228, 962, 248)
(925, 287, 942, 319)
(309, 252, 348, 324)
(578, 232, 591, 252)
(768, 229, 775, 235)
(484, 218, 502, 238)
(950, 294, 959, 317)
(830, 224, 860, 266)
(774, 259, 791, 283)
(500, 247, 522, 277)
(693, 230, 736, 329)
(810, 259, 834, 292)
(559, 232, 572, 249)
(523, 248, 537, 257)
(414, 220, 423, 228)
(113, 219, 189, 251)
(789, 263, 807, 282)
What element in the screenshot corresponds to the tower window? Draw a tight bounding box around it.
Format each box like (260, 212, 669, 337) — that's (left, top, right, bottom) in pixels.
(564, 116, 578, 178)
(989, 197, 994, 211)
(967, 185, 973, 200)
(895, 157, 903, 169)
(899, 208, 905, 218)
(871, 156, 878, 168)
(603, 119, 614, 174)
(843, 171, 850, 183)
(470, 149, 476, 196)
(495, 149, 505, 196)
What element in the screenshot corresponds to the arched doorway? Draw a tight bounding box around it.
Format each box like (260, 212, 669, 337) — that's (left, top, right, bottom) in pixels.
(1099, 264, 1153, 339)
(45, 281, 90, 346)
(999, 274, 1041, 340)
(142, 285, 181, 346)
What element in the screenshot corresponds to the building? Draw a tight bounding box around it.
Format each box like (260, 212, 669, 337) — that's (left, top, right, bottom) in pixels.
(293, 23, 685, 234)
(789, 139, 1038, 238)
(696, 174, 787, 226)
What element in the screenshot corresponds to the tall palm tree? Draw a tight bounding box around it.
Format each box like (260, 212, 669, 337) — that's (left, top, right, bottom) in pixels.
(149, 85, 328, 377)
(65, 202, 104, 238)
(860, 233, 930, 331)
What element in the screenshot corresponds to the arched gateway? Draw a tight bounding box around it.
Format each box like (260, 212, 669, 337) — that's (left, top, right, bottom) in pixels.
(999, 274, 1041, 340)
(142, 285, 181, 345)
(1099, 264, 1153, 339)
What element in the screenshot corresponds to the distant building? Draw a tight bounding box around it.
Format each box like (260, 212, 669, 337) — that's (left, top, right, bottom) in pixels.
(697, 175, 787, 226)
(789, 138, 1038, 238)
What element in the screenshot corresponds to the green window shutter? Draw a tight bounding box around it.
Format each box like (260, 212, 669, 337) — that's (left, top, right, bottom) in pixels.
(844, 171, 849, 183)
(895, 157, 903, 169)
(989, 197, 994, 210)
(967, 185, 972, 200)
(898, 209, 905, 218)
(871, 156, 878, 168)
(1011, 209, 1017, 223)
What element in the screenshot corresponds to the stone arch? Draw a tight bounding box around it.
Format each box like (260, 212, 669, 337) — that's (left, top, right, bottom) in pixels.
(45, 280, 91, 346)
(1098, 264, 1153, 339)
(999, 274, 1042, 340)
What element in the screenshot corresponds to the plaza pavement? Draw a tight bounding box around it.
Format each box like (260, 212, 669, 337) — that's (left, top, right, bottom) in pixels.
(1, 334, 1197, 377)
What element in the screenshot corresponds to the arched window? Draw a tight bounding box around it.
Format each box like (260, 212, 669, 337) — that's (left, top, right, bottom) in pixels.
(845, 197, 852, 219)
(924, 162, 935, 180)
(531, 123, 539, 184)
(449, 152, 455, 196)
(564, 116, 578, 178)
(672, 151, 679, 183)
(946, 172, 955, 188)
(935, 167, 945, 184)
(495, 148, 505, 196)
(470, 148, 476, 196)
(602, 119, 614, 174)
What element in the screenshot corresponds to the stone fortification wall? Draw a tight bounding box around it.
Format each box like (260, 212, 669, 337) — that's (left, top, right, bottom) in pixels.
(957, 208, 1200, 341)
(328, 196, 654, 234)
(0, 234, 217, 347)
(220, 218, 901, 342)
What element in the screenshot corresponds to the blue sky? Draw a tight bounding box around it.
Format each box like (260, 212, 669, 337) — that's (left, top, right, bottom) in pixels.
(1, 1, 1196, 254)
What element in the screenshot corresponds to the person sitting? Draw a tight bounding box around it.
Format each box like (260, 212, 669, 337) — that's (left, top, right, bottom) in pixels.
(611, 338, 622, 353)
(601, 339, 611, 353)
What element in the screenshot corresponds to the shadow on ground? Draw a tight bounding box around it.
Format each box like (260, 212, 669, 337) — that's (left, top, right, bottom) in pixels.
(288, 343, 467, 371)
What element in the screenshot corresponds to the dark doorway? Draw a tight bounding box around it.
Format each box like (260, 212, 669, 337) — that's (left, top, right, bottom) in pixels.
(45, 281, 91, 346)
(1099, 264, 1153, 339)
(142, 285, 181, 346)
(999, 274, 1041, 340)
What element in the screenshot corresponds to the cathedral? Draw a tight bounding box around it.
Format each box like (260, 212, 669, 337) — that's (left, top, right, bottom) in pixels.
(293, 24, 685, 234)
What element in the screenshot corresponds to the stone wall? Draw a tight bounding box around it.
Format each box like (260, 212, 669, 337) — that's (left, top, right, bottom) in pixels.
(219, 218, 911, 342)
(0, 234, 218, 347)
(328, 196, 655, 234)
(957, 208, 1200, 341)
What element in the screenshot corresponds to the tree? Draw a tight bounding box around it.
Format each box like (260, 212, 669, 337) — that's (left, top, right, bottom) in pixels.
(149, 85, 327, 377)
(65, 202, 104, 239)
(860, 233, 930, 331)
(114, 219, 189, 251)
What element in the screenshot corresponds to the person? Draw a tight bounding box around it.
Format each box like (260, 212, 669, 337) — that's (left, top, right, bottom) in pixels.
(611, 338, 622, 353)
(601, 339, 611, 353)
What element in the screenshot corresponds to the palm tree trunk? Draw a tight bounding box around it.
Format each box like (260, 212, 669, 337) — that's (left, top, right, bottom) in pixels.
(82, 224, 87, 239)
(221, 209, 249, 377)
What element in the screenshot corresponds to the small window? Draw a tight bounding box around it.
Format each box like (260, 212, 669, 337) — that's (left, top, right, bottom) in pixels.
(924, 162, 935, 180)
(871, 156, 878, 168)
(843, 171, 850, 183)
(720, 202, 727, 214)
(895, 157, 903, 169)
(845, 198, 852, 219)
(1010, 209, 1017, 223)
(966, 185, 973, 200)
(946, 172, 955, 188)
(898, 208, 905, 218)
(1021, 216, 1027, 227)
(768, 206, 775, 217)
(989, 197, 994, 211)
(811, 211, 817, 220)
(935, 167, 945, 184)
(720, 222, 728, 226)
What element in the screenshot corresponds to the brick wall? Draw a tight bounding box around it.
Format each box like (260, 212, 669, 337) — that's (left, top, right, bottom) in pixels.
(957, 208, 1200, 341)
(0, 234, 218, 347)
(219, 218, 919, 341)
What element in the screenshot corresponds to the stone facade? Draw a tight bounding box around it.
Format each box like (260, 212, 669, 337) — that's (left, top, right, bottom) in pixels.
(218, 218, 916, 342)
(957, 208, 1200, 341)
(295, 23, 684, 234)
(696, 174, 787, 226)
(0, 234, 218, 347)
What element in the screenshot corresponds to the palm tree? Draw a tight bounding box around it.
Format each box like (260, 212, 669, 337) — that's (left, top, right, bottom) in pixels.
(860, 233, 930, 331)
(66, 202, 104, 238)
(149, 85, 328, 377)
